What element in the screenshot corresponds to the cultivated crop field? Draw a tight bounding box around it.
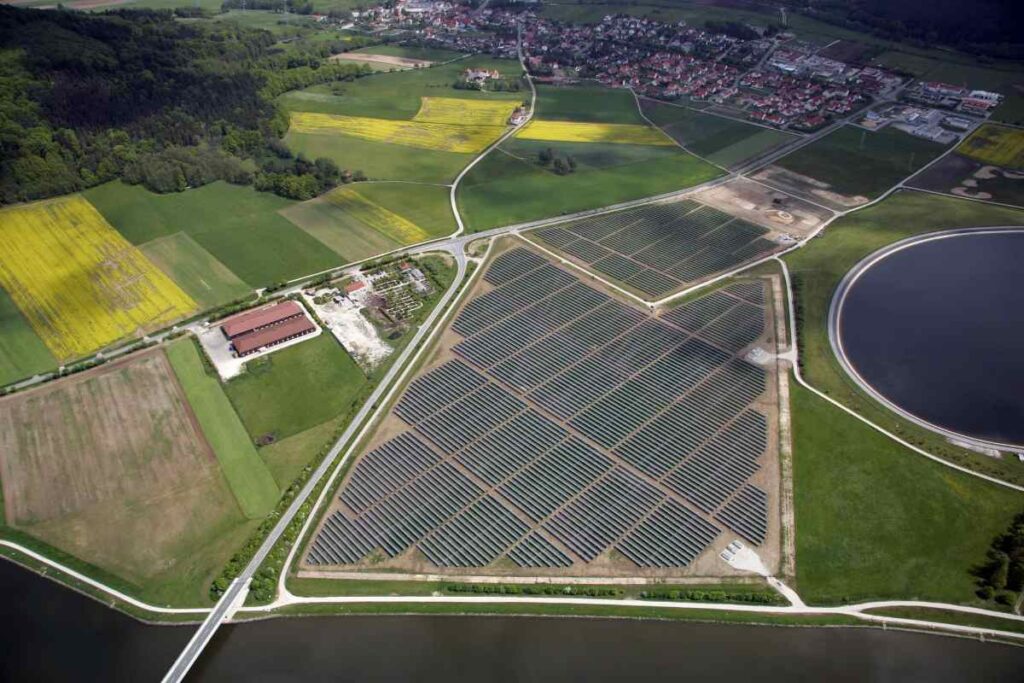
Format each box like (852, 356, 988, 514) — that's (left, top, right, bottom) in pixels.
(289, 110, 509, 154)
(305, 245, 782, 577)
(640, 98, 798, 169)
(0, 349, 256, 603)
(957, 123, 1024, 169)
(280, 182, 454, 262)
(280, 57, 523, 182)
(518, 120, 673, 146)
(415, 97, 518, 127)
(758, 126, 948, 209)
(84, 181, 340, 287)
(0, 195, 197, 360)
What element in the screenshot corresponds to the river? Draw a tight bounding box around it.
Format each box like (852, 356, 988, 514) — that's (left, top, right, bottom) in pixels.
(2, 560, 1022, 681)
(836, 230, 1024, 447)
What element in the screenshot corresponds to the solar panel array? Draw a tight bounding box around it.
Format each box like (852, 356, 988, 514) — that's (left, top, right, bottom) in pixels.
(535, 201, 777, 298)
(308, 249, 776, 572)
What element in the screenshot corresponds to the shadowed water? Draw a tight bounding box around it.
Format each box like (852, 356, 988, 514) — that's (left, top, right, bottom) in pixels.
(2, 560, 1023, 681)
(839, 231, 1024, 446)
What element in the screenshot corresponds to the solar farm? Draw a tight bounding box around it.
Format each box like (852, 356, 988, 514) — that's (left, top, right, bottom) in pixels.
(306, 245, 781, 577)
(532, 200, 780, 299)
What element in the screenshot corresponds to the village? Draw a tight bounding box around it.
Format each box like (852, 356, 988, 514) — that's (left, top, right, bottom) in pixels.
(345, 1, 1002, 135)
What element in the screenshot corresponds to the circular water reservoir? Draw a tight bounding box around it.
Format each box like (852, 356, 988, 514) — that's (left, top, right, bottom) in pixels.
(831, 228, 1024, 448)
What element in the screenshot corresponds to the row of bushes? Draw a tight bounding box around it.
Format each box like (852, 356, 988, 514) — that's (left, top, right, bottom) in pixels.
(444, 583, 624, 597)
(639, 588, 782, 604)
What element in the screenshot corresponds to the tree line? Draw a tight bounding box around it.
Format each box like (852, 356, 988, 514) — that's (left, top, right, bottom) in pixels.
(0, 6, 374, 204)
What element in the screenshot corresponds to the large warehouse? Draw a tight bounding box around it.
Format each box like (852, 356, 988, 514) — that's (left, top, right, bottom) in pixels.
(220, 300, 316, 357)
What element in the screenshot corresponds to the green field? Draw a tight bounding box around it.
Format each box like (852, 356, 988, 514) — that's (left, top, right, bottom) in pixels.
(641, 99, 798, 168)
(534, 84, 648, 124)
(166, 338, 280, 519)
(0, 287, 55, 386)
(140, 232, 252, 309)
(284, 132, 471, 183)
(280, 182, 454, 262)
(278, 56, 523, 120)
(84, 181, 339, 287)
(772, 125, 947, 200)
(791, 379, 1023, 605)
(224, 333, 367, 444)
(785, 189, 1024, 485)
(258, 416, 345, 489)
(458, 138, 722, 231)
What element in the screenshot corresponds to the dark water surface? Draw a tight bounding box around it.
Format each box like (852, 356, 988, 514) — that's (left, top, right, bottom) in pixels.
(2, 560, 1024, 681)
(838, 231, 1024, 446)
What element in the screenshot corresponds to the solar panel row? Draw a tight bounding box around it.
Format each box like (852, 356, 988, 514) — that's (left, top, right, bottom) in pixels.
(536, 201, 776, 298)
(309, 250, 776, 571)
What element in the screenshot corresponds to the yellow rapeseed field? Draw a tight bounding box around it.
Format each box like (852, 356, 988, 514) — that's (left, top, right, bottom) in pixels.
(326, 187, 429, 244)
(0, 196, 197, 360)
(289, 111, 506, 154)
(517, 119, 674, 146)
(958, 123, 1024, 170)
(413, 97, 519, 127)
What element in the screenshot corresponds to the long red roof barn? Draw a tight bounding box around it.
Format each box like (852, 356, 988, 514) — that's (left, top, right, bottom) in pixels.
(231, 316, 316, 357)
(221, 300, 304, 339)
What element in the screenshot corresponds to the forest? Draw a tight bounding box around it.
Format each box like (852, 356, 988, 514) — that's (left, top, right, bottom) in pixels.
(0, 6, 372, 204)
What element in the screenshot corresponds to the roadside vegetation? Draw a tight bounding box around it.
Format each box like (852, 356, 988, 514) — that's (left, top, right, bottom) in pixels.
(785, 189, 1024, 485)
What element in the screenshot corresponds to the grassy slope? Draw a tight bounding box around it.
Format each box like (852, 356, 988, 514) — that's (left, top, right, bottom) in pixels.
(166, 338, 279, 518)
(0, 287, 55, 386)
(641, 99, 797, 168)
(84, 181, 339, 287)
(791, 378, 1022, 605)
(458, 139, 722, 231)
(224, 334, 367, 443)
(139, 232, 251, 309)
(785, 189, 1024, 485)
(774, 125, 947, 198)
(863, 607, 1024, 634)
(534, 84, 647, 124)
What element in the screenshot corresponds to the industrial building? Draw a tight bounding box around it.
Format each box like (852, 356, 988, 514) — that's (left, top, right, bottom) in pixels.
(220, 300, 316, 358)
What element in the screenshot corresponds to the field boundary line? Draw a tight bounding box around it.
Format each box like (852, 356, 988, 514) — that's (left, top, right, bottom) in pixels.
(630, 88, 732, 175)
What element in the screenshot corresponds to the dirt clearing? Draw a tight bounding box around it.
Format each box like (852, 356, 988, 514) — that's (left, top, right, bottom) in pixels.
(331, 53, 434, 69)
